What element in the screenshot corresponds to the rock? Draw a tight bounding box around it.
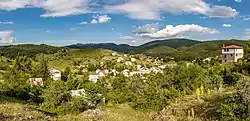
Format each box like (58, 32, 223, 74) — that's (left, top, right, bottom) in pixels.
(80, 109, 105, 117)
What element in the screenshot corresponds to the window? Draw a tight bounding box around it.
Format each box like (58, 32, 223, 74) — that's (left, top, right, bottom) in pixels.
(236, 54, 238, 56)
(231, 54, 233, 56)
(224, 49, 229, 52)
(224, 55, 227, 58)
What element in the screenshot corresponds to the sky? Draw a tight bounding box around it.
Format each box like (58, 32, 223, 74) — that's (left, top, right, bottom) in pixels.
(0, 0, 250, 46)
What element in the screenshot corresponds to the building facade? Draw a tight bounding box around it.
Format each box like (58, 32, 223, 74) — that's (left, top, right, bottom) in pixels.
(221, 45, 244, 63)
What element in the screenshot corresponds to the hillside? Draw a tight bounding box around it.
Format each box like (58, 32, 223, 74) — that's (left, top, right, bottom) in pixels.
(66, 43, 135, 52)
(0, 44, 67, 58)
(0, 39, 247, 61)
(67, 39, 246, 61)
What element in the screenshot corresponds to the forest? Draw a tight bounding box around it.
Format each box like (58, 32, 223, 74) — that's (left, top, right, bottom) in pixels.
(0, 40, 250, 121)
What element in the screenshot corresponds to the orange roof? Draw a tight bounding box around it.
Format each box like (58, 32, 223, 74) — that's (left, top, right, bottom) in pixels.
(222, 45, 243, 49)
(97, 70, 107, 75)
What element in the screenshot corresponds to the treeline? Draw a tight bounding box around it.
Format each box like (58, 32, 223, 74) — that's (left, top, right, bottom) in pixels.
(0, 44, 67, 59)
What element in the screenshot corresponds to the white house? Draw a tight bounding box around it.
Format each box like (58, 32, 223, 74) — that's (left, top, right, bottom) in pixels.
(122, 69, 130, 77)
(117, 57, 124, 63)
(131, 58, 136, 62)
(89, 75, 100, 83)
(70, 89, 86, 97)
(89, 69, 108, 83)
(125, 61, 132, 66)
(221, 45, 244, 63)
(49, 69, 61, 80)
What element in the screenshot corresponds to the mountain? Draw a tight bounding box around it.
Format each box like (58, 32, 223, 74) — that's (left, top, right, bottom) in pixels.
(67, 39, 201, 53)
(132, 39, 201, 53)
(66, 43, 135, 52)
(67, 39, 247, 61)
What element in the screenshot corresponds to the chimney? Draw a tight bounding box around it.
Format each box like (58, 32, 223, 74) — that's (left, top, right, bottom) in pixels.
(222, 44, 225, 47)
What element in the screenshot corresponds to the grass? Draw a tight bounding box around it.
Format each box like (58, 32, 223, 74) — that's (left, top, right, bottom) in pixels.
(0, 95, 153, 121)
(0, 88, 235, 121)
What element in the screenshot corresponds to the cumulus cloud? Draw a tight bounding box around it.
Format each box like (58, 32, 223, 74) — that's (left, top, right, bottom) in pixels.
(222, 24, 232, 27)
(105, 0, 238, 20)
(235, 0, 242, 2)
(0, 0, 40, 10)
(0, 0, 239, 20)
(40, 0, 90, 17)
(90, 15, 112, 24)
(133, 23, 159, 34)
(0, 21, 14, 24)
(134, 24, 219, 39)
(206, 5, 238, 18)
(0, 31, 15, 43)
(90, 19, 98, 24)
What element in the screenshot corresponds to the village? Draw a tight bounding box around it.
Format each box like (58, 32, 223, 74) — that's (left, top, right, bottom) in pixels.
(24, 44, 244, 98)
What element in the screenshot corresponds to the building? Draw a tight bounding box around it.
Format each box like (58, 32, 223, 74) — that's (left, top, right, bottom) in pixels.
(89, 69, 108, 83)
(49, 69, 61, 80)
(221, 45, 244, 63)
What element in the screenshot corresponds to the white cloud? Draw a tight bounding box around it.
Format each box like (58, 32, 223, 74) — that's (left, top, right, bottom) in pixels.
(235, 0, 242, 2)
(0, 21, 14, 24)
(0, 0, 40, 10)
(90, 19, 98, 24)
(105, 0, 238, 20)
(1, 0, 238, 20)
(206, 5, 238, 18)
(40, 0, 90, 17)
(133, 23, 159, 34)
(0, 31, 15, 43)
(97, 15, 111, 23)
(135, 24, 219, 39)
(222, 24, 232, 27)
(79, 21, 88, 24)
(120, 36, 135, 40)
(90, 15, 112, 24)
(244, 18, 250, 21)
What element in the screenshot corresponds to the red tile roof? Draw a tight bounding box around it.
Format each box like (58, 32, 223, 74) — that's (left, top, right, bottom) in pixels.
(222, 45, 243, 49)
(97, 70, 107, 75)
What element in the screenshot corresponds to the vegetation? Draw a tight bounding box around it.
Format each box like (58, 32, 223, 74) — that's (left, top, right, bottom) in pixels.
(0, 39, 250, 121)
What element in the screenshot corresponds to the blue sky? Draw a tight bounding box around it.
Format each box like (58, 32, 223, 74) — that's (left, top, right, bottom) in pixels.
(0, 0, 250, 46)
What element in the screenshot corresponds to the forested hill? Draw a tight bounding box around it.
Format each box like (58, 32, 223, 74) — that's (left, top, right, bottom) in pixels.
(66, 43, 134, 52)
(0, 44, 67, 58)
(0, 39, 246, 60)
(67, 39, 246, 61)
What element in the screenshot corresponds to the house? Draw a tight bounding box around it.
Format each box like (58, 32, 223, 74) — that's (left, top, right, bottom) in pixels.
(89, 69, 108, 83)
(122, 69, 130, 77)
(70, 89, 86, 97)
(221, 45, 244, 63)
(96, 69, 108, 77)
(131, 58, 136, 62)
(27, 78, 43, 86)
(89, 75, 100, 83)
(125, 61, 132, 66)
(117, 57, 124, 62)
(49, 69, 61, 80)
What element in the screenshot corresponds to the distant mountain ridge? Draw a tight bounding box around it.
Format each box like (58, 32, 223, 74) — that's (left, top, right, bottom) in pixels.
(66, 38, 246, 61)
(66, 43, 135, 52)
(0, 39, 247, 61)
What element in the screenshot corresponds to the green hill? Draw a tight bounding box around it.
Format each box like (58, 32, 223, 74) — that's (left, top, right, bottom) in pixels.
(0, 44, 67, 58)
(138, 39, 246, 61)
(143, 45, 177, 54)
